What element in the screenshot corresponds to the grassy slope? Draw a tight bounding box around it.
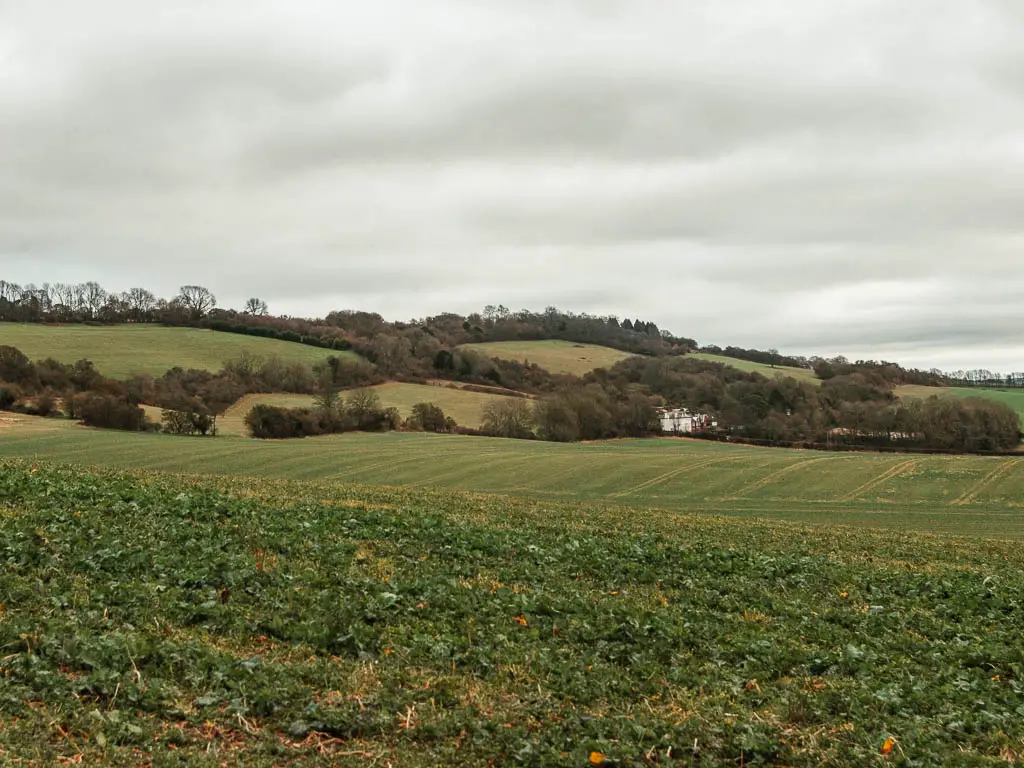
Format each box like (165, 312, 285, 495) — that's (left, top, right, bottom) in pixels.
(460, 340, 634, 375)
(218, 383, 520, 435)
(896, 384, 1024, 427)
(0, 323, 352, 378)
(3, 461, 1024, 766)
(5, 415, 1024, 537)
(689, 353, 821, 384)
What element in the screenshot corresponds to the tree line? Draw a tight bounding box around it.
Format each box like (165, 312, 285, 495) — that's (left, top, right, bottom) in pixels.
(584, 356, 1020, 452)
(2, 275, 968, 392)
(3, 276, 1020, 452)
(945, 370, 1024, 389)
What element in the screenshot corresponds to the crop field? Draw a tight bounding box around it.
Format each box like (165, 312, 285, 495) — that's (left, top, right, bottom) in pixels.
(0, 323, 352, 378)
(460, 340, 635, 375)
(896, 384, 1024, 427)
(218, 383, 520, 435)
(4, 460, 1024, 766)
(4, 416, 1024, 538)
(689, 353, 821, 385)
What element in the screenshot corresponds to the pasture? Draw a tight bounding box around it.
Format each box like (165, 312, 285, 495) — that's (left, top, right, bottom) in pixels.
(689, 352, 821, 384)
(4, 415, 1024, 537)
(218, 382, 521, 435)
(896, 384, 1024, 427)
(4, 460, 1024, 766)
(0, 323, 351, 378)
(460, 340, 634, 375)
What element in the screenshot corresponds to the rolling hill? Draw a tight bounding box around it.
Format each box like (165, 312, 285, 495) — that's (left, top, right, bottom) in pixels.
(459, 340, 634, 375)
(0, 323, 353, 378)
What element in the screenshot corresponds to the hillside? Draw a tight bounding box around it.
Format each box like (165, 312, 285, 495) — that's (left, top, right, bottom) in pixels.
(459, 339, 634, 375)
(689, 352, 821, 384)
(5, 415, 1024, 537)
(895, 384, 1024, 427)
(218, 382, 522, 435)
(0, 323, 352, 378)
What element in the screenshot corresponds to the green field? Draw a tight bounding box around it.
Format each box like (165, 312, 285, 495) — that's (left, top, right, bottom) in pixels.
(0, 323, 352, 378)
(460, 340, 635, 375)
(689, 353, 821, 384)
(218, 383, 521, 435)
(4, 415, 1024, 538)
(4, 460, 1024, 765)
(896, 384, 1024, 427)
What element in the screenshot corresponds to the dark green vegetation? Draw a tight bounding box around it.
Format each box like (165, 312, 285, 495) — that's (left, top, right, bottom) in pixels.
(4, 421, 1024, 538)
(4, 461, 1024, 766)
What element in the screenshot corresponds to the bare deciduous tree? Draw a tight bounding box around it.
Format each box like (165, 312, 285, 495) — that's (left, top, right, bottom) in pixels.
(177, 285, 217, 319)
(81, 282, 107, 318)
(123, 287, 156, 320)
(244, 297, 269, 316)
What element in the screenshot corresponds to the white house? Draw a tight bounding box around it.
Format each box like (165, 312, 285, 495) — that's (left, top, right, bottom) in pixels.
(658, 407, 716, 434)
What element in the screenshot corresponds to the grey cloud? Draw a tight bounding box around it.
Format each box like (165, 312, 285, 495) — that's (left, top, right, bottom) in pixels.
(2, 0, 1024, 371)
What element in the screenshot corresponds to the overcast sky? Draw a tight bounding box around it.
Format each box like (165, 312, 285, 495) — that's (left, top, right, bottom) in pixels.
(3, 1, 1023, 371)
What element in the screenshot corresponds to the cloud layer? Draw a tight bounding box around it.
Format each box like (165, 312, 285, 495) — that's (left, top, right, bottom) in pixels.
(3, 0, 1024, 370)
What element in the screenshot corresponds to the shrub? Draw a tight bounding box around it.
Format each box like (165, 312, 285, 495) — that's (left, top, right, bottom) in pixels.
(70, 393, 151, 432)
(161, 409, 217, 437)
(29, 389, 60, 418)
(481, 399, 535, 439)
(0, 382, 22, 410)
(408, 402, 456, 433)
(245, 404, 331, 439)
(0, 347, 36, 390)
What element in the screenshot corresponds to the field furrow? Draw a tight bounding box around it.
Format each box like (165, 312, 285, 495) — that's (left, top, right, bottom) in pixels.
(950, 457, 1024, 506)
(837, 459, 918, 503)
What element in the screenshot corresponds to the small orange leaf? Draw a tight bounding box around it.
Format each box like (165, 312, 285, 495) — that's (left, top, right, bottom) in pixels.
(881, 736, 896, 755)
(589, 751, 606, 765)
(513, 615, 528, 626)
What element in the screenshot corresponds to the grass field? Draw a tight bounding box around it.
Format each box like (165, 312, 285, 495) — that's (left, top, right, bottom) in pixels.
(5, 415, 1024, 538)
(0, 323, 353, 378)
(689, 353, 821, 384)
(218, 383, 521, 435)
(4, 461, 1024, 765)
(460, 340, 635, 375)
(896, 384, 1024, 427)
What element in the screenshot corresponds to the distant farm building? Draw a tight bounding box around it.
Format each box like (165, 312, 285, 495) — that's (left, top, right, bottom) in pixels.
(658, 407, 716, 434)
